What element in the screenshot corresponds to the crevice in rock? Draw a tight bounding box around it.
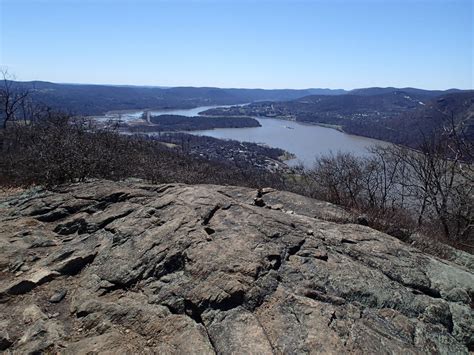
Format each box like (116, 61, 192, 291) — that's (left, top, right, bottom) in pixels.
(57, 253, 96, 275)
(408, 284, 441, 299)
(204, 227, 215, 235)
(156, 252, 187, 279)
(84, 192, 130, 213)
(341, 238, 358, 244)
(446, 313, 454, 334)
(303, 289, 346, 306)
(35, 208, 70, 222)
(200, 325, 218, 355)
(184, 299, 204, 324)
(7, 280, 40, 295)
(269, 232, 282, 239)
(154, 184, 176, 195)
(267, 255, 282, 270)
(376, 269, 442, 299)
(52, 250, 75, 262)
(202, 205, 221, 226)
(210, 289, 246, 312)
(221, 203, 232, 210)
(286, 239, 306, 260)
(6, 272, 59, 295)
(54, 218, 87, 236)
(161, 299, 218, 354)
(76, 310, 90, 318)
(216, 190, 233, 199)
(161, 303, 180, 315)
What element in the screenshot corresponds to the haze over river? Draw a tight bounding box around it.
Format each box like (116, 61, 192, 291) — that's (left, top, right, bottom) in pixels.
(98, 105, 388, 167)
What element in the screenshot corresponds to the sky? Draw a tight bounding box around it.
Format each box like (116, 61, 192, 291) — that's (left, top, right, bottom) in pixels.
(0, 0, 472, 90)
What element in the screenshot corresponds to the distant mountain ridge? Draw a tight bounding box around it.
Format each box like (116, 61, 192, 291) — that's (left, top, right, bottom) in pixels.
(10, 80, 347, 115)
(349, 87, 465, 97)
(11, 80, 464, 117)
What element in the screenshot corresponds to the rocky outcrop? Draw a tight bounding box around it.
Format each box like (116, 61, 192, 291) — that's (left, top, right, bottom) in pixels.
(0, 180, 472, 354)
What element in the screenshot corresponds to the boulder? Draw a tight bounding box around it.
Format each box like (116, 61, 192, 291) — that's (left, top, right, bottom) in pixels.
(0, 180, 472, 354)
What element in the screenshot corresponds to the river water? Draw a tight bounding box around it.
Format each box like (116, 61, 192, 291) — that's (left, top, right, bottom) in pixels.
(190, 117, 388, 167)
(96, 105, 388, 167)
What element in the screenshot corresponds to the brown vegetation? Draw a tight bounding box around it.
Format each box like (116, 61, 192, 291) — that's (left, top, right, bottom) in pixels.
(0, 114, 287, 189)
(294, 128, 473, 250)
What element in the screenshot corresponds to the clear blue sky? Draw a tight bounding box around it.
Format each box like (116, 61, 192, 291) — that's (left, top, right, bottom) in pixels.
(1, 0, 472, 89)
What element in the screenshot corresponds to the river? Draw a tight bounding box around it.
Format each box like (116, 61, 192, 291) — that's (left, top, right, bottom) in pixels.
(95, 104, 388, 167)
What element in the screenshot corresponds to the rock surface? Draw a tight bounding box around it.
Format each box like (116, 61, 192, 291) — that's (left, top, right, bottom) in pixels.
(0, 180, 473, 354)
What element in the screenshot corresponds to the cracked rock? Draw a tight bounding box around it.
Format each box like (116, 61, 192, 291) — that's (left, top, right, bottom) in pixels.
(0, 180, 472, 354)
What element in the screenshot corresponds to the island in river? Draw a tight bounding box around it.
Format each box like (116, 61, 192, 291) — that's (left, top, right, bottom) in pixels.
(143, 114, 260, 131)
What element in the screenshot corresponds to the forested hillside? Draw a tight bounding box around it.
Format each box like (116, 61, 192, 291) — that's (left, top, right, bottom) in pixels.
(11, 81, 345, 115)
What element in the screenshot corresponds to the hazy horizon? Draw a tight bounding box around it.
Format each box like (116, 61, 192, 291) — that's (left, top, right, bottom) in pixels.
(8, 78, 472, 92)
(1, 0, 472, 90)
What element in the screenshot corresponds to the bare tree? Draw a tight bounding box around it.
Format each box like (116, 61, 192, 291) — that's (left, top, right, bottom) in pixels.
(0, 70, 31, 129)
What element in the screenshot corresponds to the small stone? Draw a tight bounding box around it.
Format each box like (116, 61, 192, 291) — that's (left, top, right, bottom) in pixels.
(254, 198, 265, 207)
(49, 289, 67, 303)
(20, 264, 31, 272)
(261, 187, 275, 194)
(306, 229, 314, 236)
(271, 204, 284, 210)
(99, 279, 115, 289)
(160, 275, 173, 283)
